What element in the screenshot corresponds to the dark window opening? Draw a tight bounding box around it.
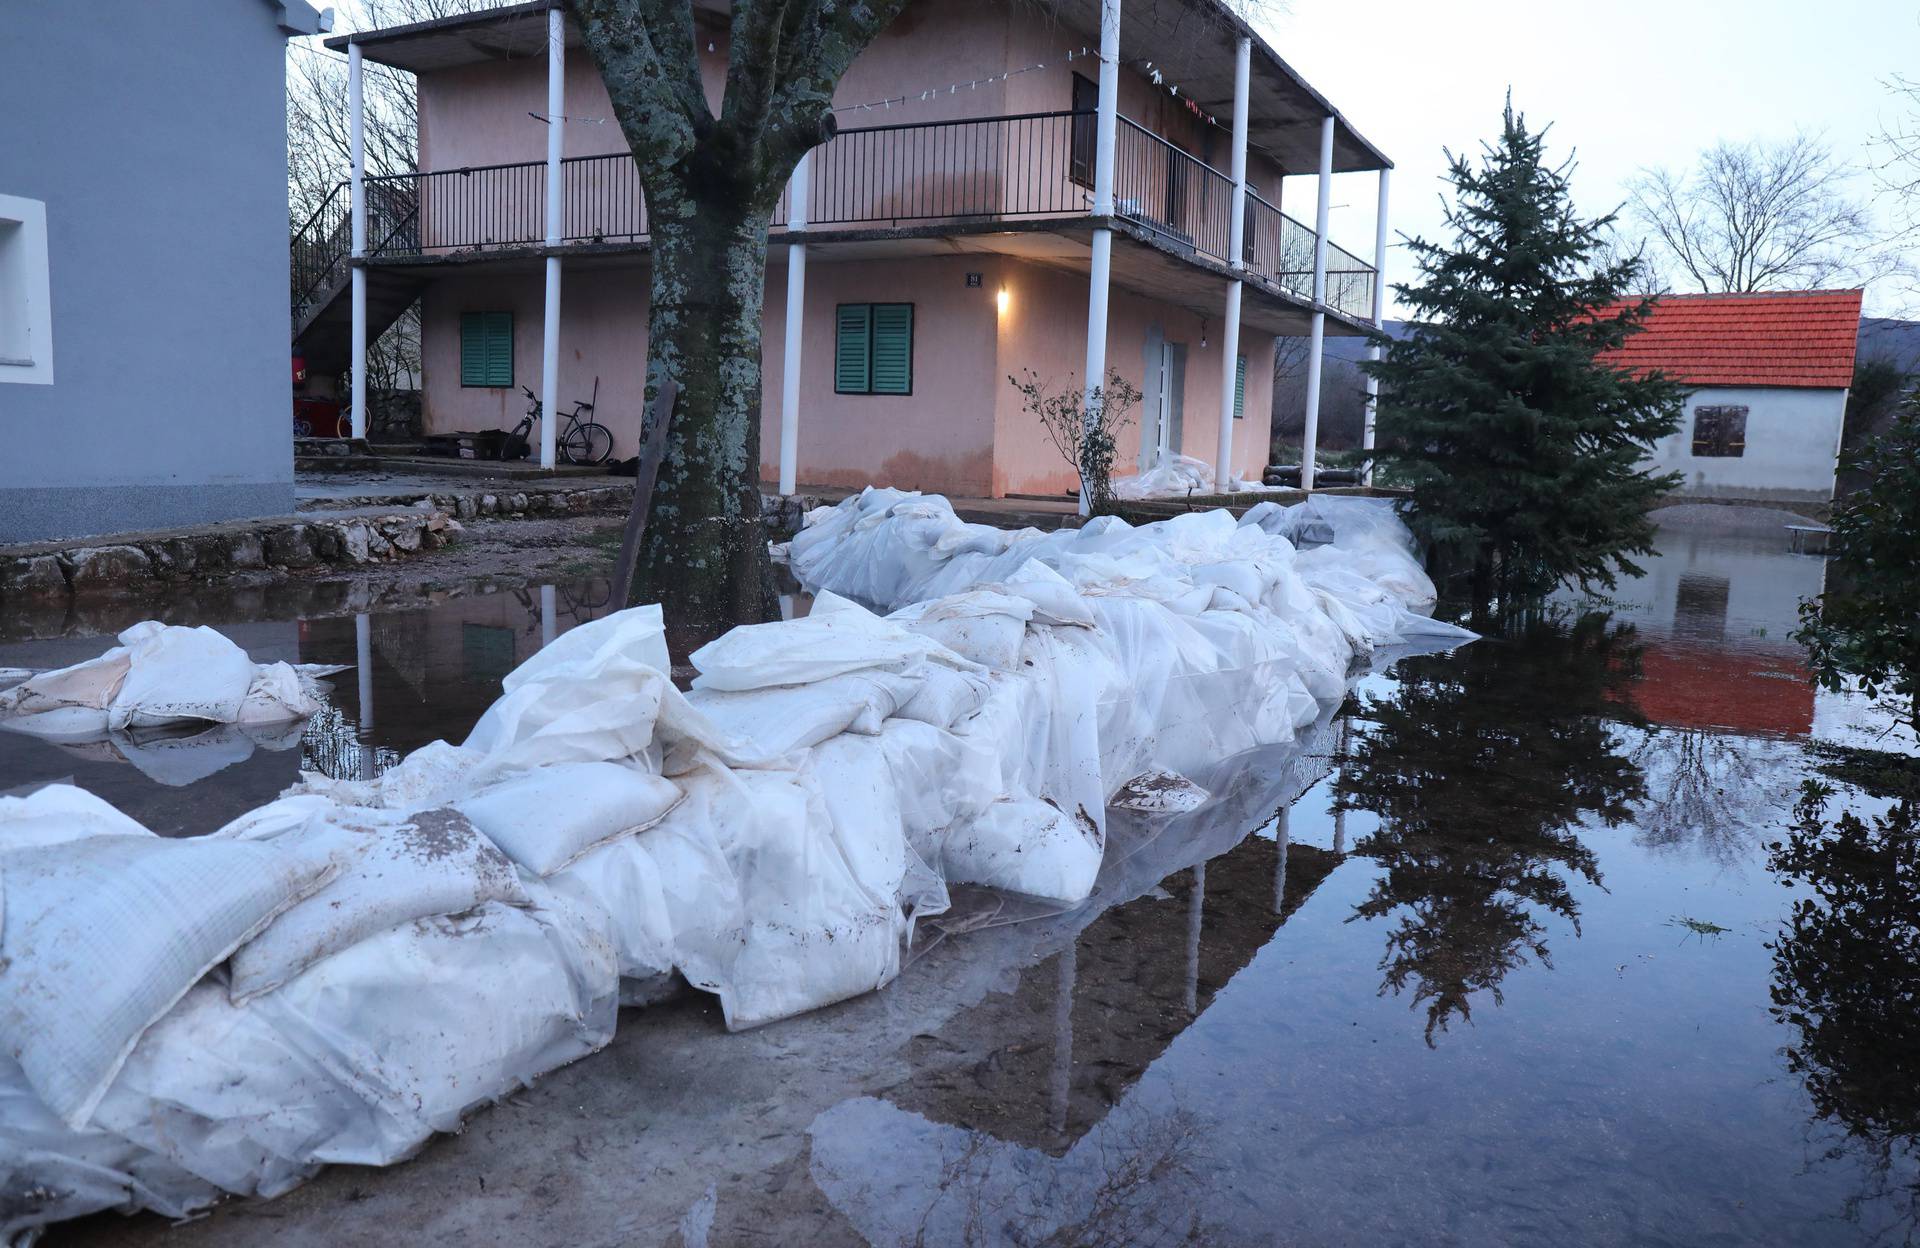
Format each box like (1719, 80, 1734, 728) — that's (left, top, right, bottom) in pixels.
(1691, 405, 1748, 457)
(1070, 73, 1098, 189)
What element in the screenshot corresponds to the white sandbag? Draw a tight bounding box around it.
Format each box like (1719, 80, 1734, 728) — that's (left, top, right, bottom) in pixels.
(684, 667, 921, 760)
(892, 590, 1034, 671)
(89, 884, 618, 1200)
(1001, 559, 1096, 628)
(461, 604, 741, 779)
(0, 1056, 221, 1242)
(235, 661, 326, 725)
(0, 827, 340, 1128)
(106, 624, 257, 730)
(941, 796, 1103, 904)
(0, 647, 131, 734)
(891, 663, 991, 730)
(0, 783, 153, 851)
(227, 806, 530, 1004)
(689, 591, 978, 692)
(455, 760, 684, 875)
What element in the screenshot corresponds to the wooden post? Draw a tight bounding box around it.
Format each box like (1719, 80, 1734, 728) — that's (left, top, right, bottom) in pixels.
(611, 378, 679, 608)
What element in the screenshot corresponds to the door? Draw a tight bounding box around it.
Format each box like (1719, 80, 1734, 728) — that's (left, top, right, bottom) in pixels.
(1152, 339, 1187, 461)
(1070, 73, 1099, 189)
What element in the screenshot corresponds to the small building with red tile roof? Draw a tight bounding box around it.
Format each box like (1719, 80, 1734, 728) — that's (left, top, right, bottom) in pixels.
(1597, 289, 1863, 503)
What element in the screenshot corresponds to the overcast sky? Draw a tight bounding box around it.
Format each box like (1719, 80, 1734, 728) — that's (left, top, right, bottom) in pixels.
(1264, 0, 1920, 318)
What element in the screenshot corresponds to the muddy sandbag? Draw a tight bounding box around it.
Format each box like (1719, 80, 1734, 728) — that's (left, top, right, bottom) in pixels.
(941, 796, 1103, 905)
(455, 760, 683, 875)
(226, 806, 529, 1004)
(105, 623, 257, 730)
(0, 811, 341, 1128)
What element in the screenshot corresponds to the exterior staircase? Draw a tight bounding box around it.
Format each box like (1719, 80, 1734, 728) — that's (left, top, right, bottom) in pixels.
(291, 180, 427, 374)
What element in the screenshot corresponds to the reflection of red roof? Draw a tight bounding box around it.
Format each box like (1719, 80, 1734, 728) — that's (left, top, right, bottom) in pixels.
(1595, 290, 1863, 389)
(1628, 641, 1815, 737)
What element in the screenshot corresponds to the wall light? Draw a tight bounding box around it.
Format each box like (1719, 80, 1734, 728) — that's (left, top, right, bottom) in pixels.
(996, 287, 1011, 316)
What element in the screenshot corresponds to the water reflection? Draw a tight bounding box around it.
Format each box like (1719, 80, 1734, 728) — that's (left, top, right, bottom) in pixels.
(1333, 612, 1645, 1043)
(1769, 785, 1920, 1240)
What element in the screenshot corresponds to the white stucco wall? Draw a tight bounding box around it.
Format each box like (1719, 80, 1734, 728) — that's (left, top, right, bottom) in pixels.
(1643, 385, 1845, 502)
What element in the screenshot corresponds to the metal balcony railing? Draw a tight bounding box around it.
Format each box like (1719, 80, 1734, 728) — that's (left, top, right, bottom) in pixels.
(291, 110, 1376, 325)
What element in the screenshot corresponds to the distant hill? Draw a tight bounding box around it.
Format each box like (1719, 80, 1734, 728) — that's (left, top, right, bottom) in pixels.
(1857, 316, 1920, 374)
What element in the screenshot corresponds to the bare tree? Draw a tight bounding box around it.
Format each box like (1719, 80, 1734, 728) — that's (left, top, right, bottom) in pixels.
(569, 0, 912, 637)
(1627, 134, 1882, 292)
(287, 1, 504, 420)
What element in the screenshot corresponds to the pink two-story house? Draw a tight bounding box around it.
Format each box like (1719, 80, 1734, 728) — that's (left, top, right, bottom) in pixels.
(299, 0, 1389, 498)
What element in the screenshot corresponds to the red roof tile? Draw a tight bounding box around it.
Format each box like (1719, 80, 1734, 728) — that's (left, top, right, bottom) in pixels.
(1595, 289, 1863, 390)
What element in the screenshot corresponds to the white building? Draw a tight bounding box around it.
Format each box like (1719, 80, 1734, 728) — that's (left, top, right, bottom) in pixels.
(1601, 289, 1862, 504)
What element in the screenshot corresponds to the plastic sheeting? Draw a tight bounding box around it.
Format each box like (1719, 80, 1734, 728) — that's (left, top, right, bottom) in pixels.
(1110, 452, 1280, 499)
(1, 490, 1471, 1243)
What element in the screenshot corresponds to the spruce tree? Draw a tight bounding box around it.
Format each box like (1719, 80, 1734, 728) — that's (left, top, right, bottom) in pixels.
(1366, 100, 1685, 607)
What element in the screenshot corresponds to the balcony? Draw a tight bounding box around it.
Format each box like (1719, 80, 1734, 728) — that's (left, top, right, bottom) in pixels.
(292, 110, 1377, 330)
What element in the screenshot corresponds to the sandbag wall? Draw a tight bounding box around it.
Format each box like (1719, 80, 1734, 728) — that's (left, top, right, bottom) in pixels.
(1, 490, 1471, 1242)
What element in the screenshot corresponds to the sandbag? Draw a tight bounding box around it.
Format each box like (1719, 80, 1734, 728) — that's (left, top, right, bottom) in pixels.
(891, 664, 991, 730)
(0, 822, 340, 1128)
(685, 667, 921, 760)
(941, 796, 1103, 904)
(455, 761, 684, 875)
(689, 591, 977, 692)
(106, 623, 257, 730)
(0, 783, 153, 852)
(227, 806, 529, 1004)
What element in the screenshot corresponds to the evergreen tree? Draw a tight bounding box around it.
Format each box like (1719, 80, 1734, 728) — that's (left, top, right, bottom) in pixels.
(1367, 100, 1685, 607)
(1793, 398, 1920, 733)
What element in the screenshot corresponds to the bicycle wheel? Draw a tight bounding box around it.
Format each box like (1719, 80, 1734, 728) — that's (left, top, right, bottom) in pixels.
(563, 420, 614, 465)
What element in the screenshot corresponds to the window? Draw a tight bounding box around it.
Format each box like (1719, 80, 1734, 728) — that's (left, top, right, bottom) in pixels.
(459, 311, 513, 387)
(1691, 405, 1747, 457)
(835, 303, 913, 395)
(1675, 575, 1731, 639)
(1069, 73, 1099, 189)
(1233, 354, 1247, 419)
(0, 193, 53, 386)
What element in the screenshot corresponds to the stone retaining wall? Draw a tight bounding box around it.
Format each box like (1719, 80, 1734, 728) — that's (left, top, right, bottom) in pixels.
(0, 511, 459, 604)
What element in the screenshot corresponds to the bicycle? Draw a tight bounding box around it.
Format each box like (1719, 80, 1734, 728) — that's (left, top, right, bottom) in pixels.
(511, 378, 614, 465)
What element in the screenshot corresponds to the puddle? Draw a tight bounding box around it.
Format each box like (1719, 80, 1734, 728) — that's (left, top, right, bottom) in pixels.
(22, 517, 1920, 1247)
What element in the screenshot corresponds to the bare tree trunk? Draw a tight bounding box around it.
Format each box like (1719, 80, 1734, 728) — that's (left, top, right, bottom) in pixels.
(629, 177, 777, 634)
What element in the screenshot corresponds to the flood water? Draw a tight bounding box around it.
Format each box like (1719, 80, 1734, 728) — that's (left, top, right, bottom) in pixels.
(10, 510, 1919, 1246)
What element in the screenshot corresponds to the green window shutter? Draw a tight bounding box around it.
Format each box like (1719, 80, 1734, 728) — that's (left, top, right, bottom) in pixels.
(460, 311, 513, 387)
(483, 311, 513, 387)
(1233, 354, 1247, 419)
(835, 304, 872, 393)
(870, 303, 914, 395)
(460, 313, 488, 387)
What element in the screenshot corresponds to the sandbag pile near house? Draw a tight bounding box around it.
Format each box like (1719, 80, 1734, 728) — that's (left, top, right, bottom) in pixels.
(1, 491, 1471, 1243)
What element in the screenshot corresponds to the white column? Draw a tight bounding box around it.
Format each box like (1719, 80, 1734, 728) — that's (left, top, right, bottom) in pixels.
(354, 613, 375, 781)
(539, 5, 564, 470)
(1213, 36, 1252, 492)
(1299, 116, 1335, 492)
(778, 153, 810, 497)
(1362, 168, 1390, 486)
(1078, 0, 1121, 515)
(540, 583, 557, 647)
(348, 42, 368, 441)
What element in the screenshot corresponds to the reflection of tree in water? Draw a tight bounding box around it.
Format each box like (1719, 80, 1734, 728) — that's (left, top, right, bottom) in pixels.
(1768, 783, 1920, 1241)
(1333, 613, 1647, 1044)
(1629, 727, 1785, 866)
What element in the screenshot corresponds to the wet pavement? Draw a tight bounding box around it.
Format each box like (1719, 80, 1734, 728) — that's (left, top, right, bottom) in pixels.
(9, 507, 1918, 1246)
